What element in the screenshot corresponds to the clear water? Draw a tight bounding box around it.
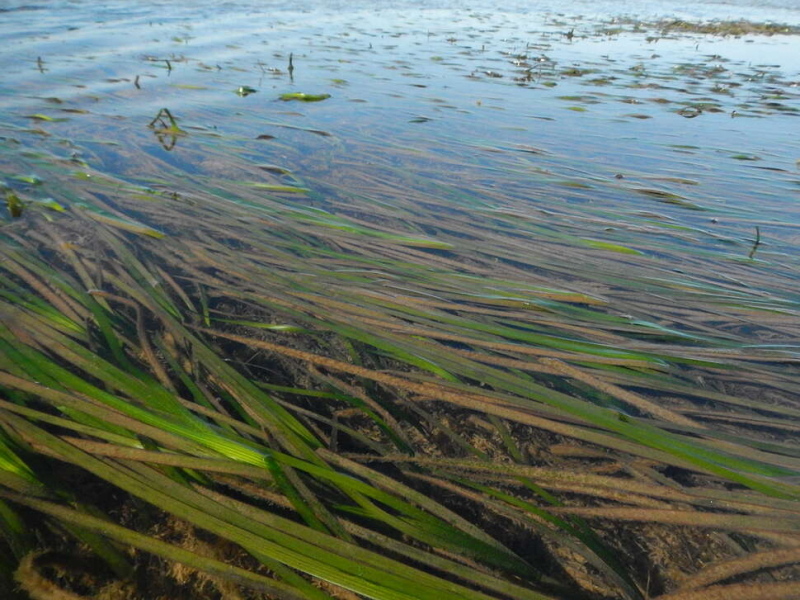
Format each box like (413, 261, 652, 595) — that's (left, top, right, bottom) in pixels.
(1, 0, 799, 295)
(2, 5, 800, 596)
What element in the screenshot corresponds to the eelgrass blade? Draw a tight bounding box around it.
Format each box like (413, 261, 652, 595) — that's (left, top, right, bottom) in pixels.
(0, 489, 310, 600)
(0, 413, 517, 600)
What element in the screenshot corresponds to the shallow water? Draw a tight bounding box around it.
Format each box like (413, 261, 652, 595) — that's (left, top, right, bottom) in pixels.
(2, 1, 799, 295)
(1, 0, 799, 350)
(1, 3, 800, 596)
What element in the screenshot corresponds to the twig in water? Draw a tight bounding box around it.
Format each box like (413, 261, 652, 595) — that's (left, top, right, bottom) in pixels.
(748, 226, 761, 259)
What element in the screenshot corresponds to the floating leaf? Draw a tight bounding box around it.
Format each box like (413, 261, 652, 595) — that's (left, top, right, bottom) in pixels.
(236, 86, 257, 96)
(23, 114, 67, 122)
(279, 93, 331, 102)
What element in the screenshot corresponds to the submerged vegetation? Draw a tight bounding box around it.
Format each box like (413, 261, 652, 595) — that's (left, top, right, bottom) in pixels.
(602, 17, 800, 37)
(656, 19, 800, 36)
(1, 1, 799, 599)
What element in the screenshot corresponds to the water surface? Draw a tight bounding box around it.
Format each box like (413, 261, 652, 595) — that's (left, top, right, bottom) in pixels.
(1, 2, 799, 597)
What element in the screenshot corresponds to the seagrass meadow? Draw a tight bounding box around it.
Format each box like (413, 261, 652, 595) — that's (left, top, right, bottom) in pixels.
(1, 1, 800, 599)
